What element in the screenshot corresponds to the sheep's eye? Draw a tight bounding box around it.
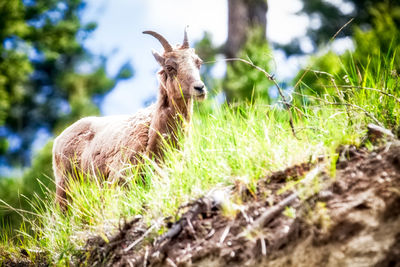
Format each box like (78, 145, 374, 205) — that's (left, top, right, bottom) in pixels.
(166, 65, 176, 73)
(195, 59, 203, 69)
(195, 59, 203, 68)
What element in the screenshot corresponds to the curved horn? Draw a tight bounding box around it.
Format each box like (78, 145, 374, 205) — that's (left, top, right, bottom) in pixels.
(181, 26, 189, 49)
(143, 31, 173, 52)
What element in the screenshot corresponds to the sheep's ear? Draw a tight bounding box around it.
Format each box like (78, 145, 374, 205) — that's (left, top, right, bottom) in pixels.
(151, 49, 165, 66)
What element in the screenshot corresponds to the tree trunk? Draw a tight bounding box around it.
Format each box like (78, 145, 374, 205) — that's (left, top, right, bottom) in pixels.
(225, 0, 268, 59)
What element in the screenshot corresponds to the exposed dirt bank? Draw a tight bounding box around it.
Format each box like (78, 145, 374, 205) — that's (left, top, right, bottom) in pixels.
(81, 140, 400, 267)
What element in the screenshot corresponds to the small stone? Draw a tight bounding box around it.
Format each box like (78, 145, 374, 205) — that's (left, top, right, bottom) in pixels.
(227, 241, 232, 246)
(377, 178, 385, 184)
(367, 123, 394, 140)
(376, 155, 383, 160)
(230, 251, 235, 258)
(382, 171, 388, 177)
(318, 190, 333, 201)
(283, 225, 290, 233)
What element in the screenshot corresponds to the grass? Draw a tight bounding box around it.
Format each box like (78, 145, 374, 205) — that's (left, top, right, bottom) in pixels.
(0, 51, 399, 265)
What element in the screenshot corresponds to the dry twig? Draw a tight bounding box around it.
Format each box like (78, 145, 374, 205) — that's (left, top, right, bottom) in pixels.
(331, 18, 354, 41)
(219, 224, 231, 245)
(294, 18, 354, 90)
(124, 223, 158, 252)
(238, 193, 298, 238)
(310, 70, 354, 123)
(224, 57, 299, 139)
(291, 91, 383, 126)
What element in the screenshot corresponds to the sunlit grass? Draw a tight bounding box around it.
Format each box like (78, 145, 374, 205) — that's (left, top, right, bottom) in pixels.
(0, 51, 399, 265)
(10, 101, 366, 263)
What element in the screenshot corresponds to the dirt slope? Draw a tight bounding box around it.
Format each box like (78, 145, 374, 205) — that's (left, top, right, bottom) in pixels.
(81, 140, 400, 267)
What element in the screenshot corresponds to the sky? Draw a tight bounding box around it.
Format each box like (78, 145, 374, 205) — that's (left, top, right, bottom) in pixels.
(82, 0, 313, 116)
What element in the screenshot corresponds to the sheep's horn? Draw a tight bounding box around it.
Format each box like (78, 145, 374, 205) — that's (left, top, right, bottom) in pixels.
(143, 31, 173, 52)
(181, 26, 189, 49)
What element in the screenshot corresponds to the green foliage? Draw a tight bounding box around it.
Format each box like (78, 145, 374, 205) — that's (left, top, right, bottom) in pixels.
(21, 141, 55, 197)
(0, 0, 133, 165)
(116, 61, 135, 80)
(352, 2, 400, 64)
(195, 28, 274, 102)
(285, 0, 399, 54)
(295, 50, 399, 127)
(0, 138, 8, 155)
(195, 31, 220, 96)
(0, 0, 133, 231)
(224, 28, 273, 102)
(0, 177, 24, 228)
(0, 141, 54, 228)
(0, 50, 32, 126)
(294, 2, 400, 128)
(294, 51, 343, 105)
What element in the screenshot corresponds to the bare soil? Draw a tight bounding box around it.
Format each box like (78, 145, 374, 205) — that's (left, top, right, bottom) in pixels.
(79, 140, 400, 267)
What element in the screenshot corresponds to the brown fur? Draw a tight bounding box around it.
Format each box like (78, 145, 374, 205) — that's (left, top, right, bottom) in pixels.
(52, 29, 206, 208)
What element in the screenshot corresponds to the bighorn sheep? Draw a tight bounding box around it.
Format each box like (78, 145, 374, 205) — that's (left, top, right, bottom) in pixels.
(52, 28, 206, 208)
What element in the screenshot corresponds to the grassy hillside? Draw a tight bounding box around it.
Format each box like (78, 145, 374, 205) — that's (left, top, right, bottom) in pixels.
(0, 52, 399, 265)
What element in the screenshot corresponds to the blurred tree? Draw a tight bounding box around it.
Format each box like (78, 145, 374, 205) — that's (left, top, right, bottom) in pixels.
(225, 0, 268, 58)
(282, 0, 400, 55)
(195, 32, 220, 97)
(0, 0, 133, 229)
(195, 0, 271, 102)
(224, 28, 273, 102)
(294, 1, 400, 107)
(0, 0, 133, 167)
(351, 1, 400, 63)
(224, 0, 270, 102)
(0, 141, 54, 227)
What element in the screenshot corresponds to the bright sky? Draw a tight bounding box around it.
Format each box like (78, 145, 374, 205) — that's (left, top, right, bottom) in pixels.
(83, 0, 311, 116)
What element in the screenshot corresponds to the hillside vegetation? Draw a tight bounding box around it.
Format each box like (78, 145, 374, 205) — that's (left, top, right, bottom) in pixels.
(0, 48, 399, 265)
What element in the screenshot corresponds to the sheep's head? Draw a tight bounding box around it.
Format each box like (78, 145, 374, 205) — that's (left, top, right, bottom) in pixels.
(144, 28, 207, 101)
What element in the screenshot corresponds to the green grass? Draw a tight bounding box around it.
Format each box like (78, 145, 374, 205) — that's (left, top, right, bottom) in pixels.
(1, 51, 399, 265)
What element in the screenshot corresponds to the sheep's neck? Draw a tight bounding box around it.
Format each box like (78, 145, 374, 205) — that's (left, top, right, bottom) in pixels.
(156, 83, 193, 131)
(147, 81, 193, 159)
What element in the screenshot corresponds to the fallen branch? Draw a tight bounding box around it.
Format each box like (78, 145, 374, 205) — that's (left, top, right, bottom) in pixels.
(219, 223, 232, 245)
(124, 223, 158, 252)
(155, 196, 214, 248)
(239, 193, 298, 238)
